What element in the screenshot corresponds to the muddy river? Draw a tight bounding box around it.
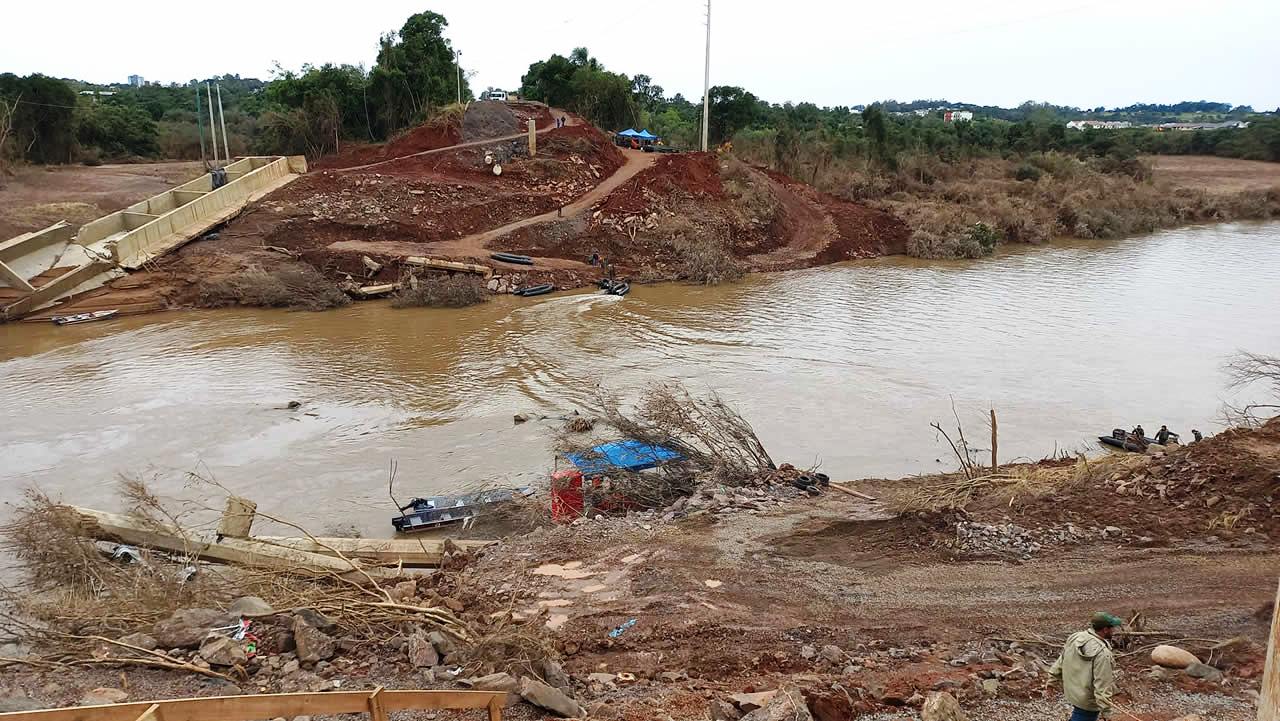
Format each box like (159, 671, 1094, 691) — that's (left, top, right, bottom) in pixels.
(3, 222, 1278, 536)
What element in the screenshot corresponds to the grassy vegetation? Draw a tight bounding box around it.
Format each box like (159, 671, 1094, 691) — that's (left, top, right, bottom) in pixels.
(390, 274, 490, 308)
(196, 265, 351, 310)
(733, 143, 1280, 259)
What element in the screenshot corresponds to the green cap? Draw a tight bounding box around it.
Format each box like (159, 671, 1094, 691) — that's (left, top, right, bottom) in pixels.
(1092, 612, 1124, 628)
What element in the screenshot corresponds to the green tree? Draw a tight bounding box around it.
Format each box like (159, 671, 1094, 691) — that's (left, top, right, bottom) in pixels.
(519, 54, 578, 107)
(709, 86, 759, 145)
(0, 73, 77, 163)
(368, 11, 467, 137)
(862, 104, 890, 167)
(76, 101, 159, 158)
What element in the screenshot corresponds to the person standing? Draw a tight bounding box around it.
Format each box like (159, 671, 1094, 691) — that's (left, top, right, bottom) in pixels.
(1154, 425, 1171, 445)
(1049, 612, 1123, 720)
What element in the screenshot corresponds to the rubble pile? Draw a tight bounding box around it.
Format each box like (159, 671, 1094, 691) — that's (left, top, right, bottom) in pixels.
(951, 520, 1121, 559)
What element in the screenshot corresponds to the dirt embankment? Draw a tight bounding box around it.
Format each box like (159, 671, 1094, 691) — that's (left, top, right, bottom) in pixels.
(494, 151, 909, 281)
(7, 107, 909, 317)
(5, 419, 1274, 720)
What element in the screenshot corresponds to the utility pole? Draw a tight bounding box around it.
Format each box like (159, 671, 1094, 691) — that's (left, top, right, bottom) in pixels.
(216, 83, 230, 164)
(701, 0, 711, 152)
(205, 83, 219, 166)
(195, 83, 207, 167)
(1260, 577, 1280, 721)
(456, 49, 462, 105)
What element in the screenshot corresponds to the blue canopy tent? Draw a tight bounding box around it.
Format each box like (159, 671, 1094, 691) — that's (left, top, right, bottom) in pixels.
(565, 440, 684, 476)
(616, 129, 640, 138)
(634, 129, 658, 140)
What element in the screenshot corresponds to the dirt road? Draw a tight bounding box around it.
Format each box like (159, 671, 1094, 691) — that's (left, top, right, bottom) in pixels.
(425, 149, 657, 264)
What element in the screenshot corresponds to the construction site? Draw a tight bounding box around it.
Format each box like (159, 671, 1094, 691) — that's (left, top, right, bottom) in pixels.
(2, 96, 1280, 721)
(0, 101, 906, 321)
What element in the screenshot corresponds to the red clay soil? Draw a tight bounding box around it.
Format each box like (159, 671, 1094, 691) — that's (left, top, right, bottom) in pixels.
(312, 121, 462, 171)
(599, 153, 724, 216)
(759, 166, 910, 257)
(962, 417, 1280, 542)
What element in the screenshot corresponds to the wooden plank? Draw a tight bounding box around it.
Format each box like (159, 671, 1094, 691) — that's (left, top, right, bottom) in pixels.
(0, 259, 35, 293)
(404, 256, 493, 278)
(829, 484, 877, 501)
(381, 690, 506, 711)
(487, 696, 503, 721)
(355, 283, 399, 297)
(216, 496, 257, 538)
(0, 690, 508, 721)
(367, 687, 387, 721)
(1259, 576, 1280, 721)
(253, 536, 493, 567)
(131, 705, 160, 721)
(61, 506, 392, 580)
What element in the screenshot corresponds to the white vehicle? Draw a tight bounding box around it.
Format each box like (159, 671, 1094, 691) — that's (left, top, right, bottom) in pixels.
(484, 90, 509, 102)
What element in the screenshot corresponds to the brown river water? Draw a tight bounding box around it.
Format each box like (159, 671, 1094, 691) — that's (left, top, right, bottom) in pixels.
(2, 222, 1278, 537)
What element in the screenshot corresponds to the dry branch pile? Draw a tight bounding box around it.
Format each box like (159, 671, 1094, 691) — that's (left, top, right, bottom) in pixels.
(0, 484, 552, 683)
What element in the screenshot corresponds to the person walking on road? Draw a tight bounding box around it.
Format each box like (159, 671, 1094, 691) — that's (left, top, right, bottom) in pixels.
(1049, 612, 1123, 720)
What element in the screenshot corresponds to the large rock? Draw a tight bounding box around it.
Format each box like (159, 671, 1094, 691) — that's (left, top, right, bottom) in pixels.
(1185, 662, 1223, 683)
(467, 672, 520, 707)
(428, 630, 459, 658)
(406, 630, 439, 668)
(293, 608, 337, 633)
(199, 635, 248, 667)
(710, 699, 743, 721)
(922, 691, 968, 721)
(1152, 644, 1200, 669)
(539, 658, 573, 693)
(292, 615, 336, 663)
(227, 596, 275, 617)
(152, 609, 235, 649)
(79, 688, 128, 706)
(519, 676, 582, 718)
(731, 691, 777, 712)
(469, 672, 519, 692)
(741, 686, 813, 721)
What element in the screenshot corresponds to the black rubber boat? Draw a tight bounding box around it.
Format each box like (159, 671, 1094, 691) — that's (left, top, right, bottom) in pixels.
(1098, 427, 1179, 453)
(513, 283, 554, 297)
(599, 279, 630, 296)
(490, 252, 534, 265)
(392, 487, 536, 534)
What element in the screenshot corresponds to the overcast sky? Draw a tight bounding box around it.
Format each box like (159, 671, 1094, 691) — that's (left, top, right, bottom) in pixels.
(3, 0, 1277, 110)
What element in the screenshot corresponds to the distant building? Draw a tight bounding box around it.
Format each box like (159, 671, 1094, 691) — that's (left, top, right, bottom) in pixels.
(1065, 120, 1132, 130)
(944, 110, 974, 122)
(78, 90, 116, 97)
(128, 75, 144, 87)
(1155, 121, 1248, 131)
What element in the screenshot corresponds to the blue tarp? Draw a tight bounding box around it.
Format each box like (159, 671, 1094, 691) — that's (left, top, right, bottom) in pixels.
(565, 440, 684, 476)
(634, 129, 657, 140)
(617, 128, 640, 137)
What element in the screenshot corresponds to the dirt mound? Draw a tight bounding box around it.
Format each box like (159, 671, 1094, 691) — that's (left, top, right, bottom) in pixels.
(963, 418, 1280, 542)
(600, 153, 724, 217)
(313, 119, 462, 171)
(462, 101, 519, 141)
(538, 125, 626, 175)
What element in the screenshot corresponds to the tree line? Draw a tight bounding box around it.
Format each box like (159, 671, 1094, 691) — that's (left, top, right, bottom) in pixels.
(2, 13, 1277, 169)
(0, 11, 469, 166)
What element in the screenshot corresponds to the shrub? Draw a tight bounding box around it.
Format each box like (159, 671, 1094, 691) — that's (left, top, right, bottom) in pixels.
(391, 274, 489, 308)
(197, 265, 351, 310)
(1013, 163, 1042, 182)
(967, 222, 1002, 254)
(672, 234, 743, 285)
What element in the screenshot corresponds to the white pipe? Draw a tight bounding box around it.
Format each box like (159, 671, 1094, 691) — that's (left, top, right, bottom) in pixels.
(205, 83, 219, 166)
(701, 0, 711, 152)
(216, 83, 231, 164)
